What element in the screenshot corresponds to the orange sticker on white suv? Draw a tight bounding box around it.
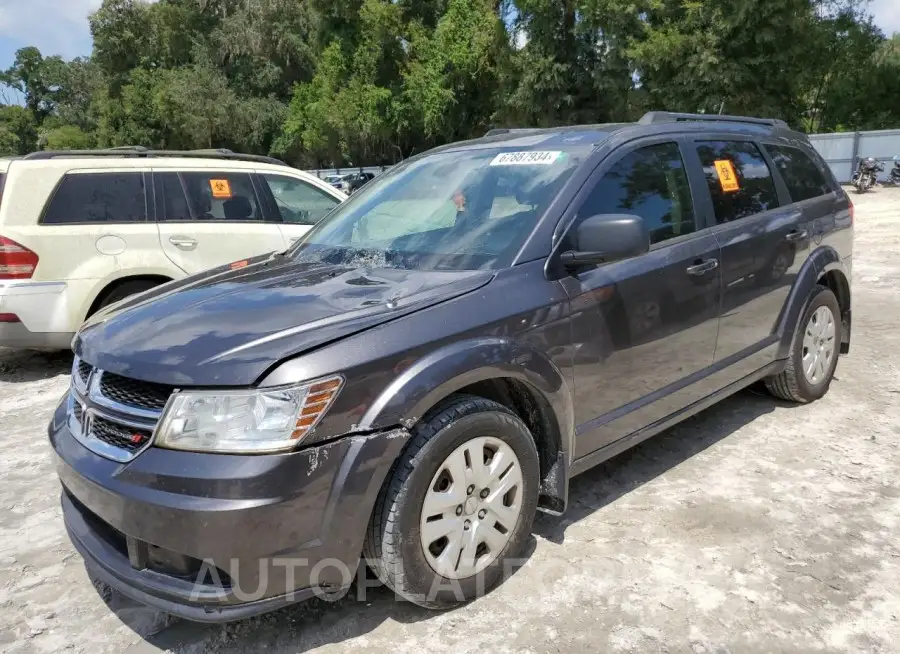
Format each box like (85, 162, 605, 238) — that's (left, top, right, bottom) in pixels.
(209, 179, 233, 198)
(714, 160, 740, 193)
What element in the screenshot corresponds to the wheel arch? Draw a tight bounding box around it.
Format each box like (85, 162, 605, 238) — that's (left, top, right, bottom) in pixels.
(358, 338, 575, 514)
(85, 273, 174, 319)
(776, 246, 851, 359)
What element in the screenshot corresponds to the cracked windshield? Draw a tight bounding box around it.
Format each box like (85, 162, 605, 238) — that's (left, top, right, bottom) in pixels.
(292, 145, 593, 271)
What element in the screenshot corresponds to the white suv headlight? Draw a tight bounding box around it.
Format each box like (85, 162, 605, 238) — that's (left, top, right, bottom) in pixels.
(155, 376, 343, 454)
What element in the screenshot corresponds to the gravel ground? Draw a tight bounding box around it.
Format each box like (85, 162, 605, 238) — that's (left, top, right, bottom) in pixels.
(1, 188, 899, 654)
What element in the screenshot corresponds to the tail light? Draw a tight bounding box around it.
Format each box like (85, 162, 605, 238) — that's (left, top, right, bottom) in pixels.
(0, 236, 38, 279)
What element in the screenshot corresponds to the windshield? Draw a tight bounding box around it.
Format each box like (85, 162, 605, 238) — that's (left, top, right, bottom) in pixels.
(290, 145, 591, 271)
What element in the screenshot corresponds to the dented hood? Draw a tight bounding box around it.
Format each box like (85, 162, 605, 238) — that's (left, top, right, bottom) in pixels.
(75, 255, 492, 386)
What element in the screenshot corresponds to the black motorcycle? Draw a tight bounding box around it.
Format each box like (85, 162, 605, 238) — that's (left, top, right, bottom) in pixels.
(883, 155, 900, 187)
(851, 156, 884, 193)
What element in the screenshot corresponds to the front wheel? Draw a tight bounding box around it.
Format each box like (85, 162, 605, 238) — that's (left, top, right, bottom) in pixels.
(364, 395, 540, 609)
(765, 285, 841, 403)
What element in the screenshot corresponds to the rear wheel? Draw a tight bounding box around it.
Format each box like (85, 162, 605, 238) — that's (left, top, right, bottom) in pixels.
(765, 285, 841, 403)
(364, 395, 539, 609)
(92, 280, 161, 315)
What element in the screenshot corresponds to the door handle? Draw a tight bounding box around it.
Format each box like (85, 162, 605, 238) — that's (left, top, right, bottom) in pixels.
(169, 236, 198, 251)
(686, 258, 719, 276)
(784, 229, 808, 243)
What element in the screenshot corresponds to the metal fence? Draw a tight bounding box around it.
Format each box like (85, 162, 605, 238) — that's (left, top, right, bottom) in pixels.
(306, 165, 389, 181)
(809, 129, 900, 183)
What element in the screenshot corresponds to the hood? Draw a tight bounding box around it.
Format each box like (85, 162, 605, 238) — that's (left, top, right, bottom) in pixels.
(75, 255, 492, 386)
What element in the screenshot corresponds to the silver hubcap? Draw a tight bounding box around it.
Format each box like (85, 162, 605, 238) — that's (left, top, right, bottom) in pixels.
(802, 305, 836, 385)
(420, 436, 523, 580)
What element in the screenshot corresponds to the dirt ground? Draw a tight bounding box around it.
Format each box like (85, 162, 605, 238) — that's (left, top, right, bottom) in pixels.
(2, 189, 899, 654)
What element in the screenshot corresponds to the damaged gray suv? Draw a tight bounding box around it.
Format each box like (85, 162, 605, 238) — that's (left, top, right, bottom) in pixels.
(50, 112, 853, 622)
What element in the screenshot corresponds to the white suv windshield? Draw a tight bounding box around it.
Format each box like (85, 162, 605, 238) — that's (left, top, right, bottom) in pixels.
(290, 146, 591, 271)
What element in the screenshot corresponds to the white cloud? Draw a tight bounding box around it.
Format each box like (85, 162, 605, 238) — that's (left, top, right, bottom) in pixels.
(871, 0, 900, 36)
(0, 0, 103, 60)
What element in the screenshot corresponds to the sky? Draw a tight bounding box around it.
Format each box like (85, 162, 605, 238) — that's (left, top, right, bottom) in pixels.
(0, 0, 898, 74)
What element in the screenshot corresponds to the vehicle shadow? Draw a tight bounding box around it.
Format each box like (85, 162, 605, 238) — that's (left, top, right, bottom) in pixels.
(534, 386, 794, 544)
(109, 387, 791, 652)
(0, 347, 72, 383)
(106, 541, 539, 652)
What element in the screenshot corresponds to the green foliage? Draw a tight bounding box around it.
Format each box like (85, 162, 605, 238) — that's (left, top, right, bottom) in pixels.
(1, 0, 899, 163)
(0, 106, 38, 155)
(40, 125, 94, 150)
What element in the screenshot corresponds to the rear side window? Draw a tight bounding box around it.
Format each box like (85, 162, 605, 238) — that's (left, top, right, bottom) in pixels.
(575, 142, 697, 245)
(766, 144, 832, 202)
(260, 174, 340, 225)
(695, 141, 780, 224)
(158, 172, 264, 222)
(42, 173, 147, 224)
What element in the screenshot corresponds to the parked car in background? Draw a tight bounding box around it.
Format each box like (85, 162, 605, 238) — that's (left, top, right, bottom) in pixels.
(0, 147, 344, 350)
(331, 171, 376, 194)
(52, 112, 852, 623)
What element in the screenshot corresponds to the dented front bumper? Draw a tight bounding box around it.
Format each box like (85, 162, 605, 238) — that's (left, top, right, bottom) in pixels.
(48, 396, 409, 622)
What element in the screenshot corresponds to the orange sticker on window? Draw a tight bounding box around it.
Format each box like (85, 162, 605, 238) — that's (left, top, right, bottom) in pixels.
(209, 179, 232, 199)
(713, 160, 740, 193)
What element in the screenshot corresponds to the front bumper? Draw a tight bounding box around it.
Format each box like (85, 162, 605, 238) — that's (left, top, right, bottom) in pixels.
(0, 280, 74, 349)
(49, 398, 409, 622)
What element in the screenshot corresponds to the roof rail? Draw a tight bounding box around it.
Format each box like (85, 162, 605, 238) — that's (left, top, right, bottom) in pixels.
(484, 127, 544, 137)
(639, 112, 789, 128)
(22, 148, 288, 167)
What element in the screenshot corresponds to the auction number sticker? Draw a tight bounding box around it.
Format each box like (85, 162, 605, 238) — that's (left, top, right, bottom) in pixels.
(713, 160, 740, 193)
(490, 151, 562, 166)
(209, 178, 233, 198)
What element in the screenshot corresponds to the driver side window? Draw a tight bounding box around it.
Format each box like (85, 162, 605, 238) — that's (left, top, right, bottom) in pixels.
(261, 174, 340, 225)
(574, 142, 696, 246)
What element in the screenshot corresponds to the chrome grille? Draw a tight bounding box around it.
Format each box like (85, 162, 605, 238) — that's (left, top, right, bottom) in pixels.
(69, 356, 173, 462)
(91, 415, 153, 452)
(77, 360, 93, 384)
(99, 372, 173, 412)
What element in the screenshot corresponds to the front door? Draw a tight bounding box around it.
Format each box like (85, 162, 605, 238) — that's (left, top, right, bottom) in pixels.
(558, 140, 722, 459)
(255, 172, 344, 247)
(153, 170, 286, 275)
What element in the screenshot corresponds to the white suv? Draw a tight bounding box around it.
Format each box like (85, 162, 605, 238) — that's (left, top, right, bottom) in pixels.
(0, 148, 345, 349)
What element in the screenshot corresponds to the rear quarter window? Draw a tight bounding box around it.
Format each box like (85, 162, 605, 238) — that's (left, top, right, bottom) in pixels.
(41, 172, 147, 224)
(766, 144, 833, 202)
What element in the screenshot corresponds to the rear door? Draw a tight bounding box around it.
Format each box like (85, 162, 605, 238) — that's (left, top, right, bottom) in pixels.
(255, 172, 343, 246)
(154, 169, 286, 275)
(687, 139, 813, 368)
(30, 170, 161, 281)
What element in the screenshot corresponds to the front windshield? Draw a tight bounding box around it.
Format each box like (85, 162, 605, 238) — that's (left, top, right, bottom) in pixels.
(290, 145, 592, 271)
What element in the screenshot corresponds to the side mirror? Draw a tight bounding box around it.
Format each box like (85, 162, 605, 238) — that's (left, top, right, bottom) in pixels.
(561, 213, 650, 268)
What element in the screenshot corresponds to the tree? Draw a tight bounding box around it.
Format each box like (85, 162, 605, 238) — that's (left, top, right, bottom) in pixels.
(0, 106, 38, 155)
(629, 0, 825, 121)
(4, 47, 68, 123)
(40, 125, 94, 150)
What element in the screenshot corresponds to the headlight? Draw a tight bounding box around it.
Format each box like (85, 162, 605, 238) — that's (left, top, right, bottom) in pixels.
(155, 376, 343, 454)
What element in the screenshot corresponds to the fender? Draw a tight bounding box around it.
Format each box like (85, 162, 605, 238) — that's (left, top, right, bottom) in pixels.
(358, 337, 575, 514)
(775, 246, 850, 359)
(359, 337, 575, 454)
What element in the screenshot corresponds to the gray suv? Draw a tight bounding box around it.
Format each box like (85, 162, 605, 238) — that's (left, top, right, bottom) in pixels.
(50, 112, 853, 622)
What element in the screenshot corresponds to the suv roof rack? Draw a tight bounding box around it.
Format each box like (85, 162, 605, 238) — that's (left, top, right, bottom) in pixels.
(484, 127, 542, 137)
(22, 147, 288, 167)
(639, 112, 789, 128)
(484, 123, 631, 138)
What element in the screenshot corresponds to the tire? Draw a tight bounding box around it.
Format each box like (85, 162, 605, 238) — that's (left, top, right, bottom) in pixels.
(364, 394, 540, 609)
(92, 280, 160, 315)
(765, 285, 842, 403)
